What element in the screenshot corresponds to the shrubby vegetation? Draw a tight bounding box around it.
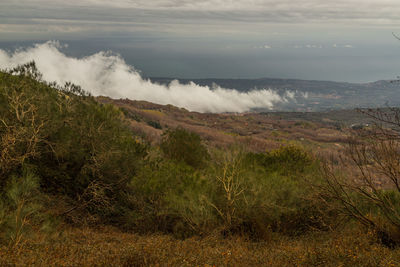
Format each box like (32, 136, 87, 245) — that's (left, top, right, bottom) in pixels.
(2, 63, 400, 265)
(0, 169, 42, 247)
(322, 108, 400, 247)
(160, 127, 210, 169)
(0, 64, 325, 240)
(0, 63, 147, 234)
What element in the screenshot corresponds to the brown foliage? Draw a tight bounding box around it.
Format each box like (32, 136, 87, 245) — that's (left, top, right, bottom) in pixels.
(321, 108, 400, 247)
(1, 226, 400, 266)
(0, 89, 46, 177)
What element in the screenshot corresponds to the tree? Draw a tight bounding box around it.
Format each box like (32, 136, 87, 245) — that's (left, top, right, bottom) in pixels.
(321, 108, 400, 247)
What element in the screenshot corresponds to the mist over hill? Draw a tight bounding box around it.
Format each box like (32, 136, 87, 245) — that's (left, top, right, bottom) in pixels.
(150, 77, 400, 112)
(2, 41, 400, 113)
(0, 41, 289, 113)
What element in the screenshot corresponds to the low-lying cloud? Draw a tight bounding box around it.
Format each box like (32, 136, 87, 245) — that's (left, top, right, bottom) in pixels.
(0, 41, 289, 113)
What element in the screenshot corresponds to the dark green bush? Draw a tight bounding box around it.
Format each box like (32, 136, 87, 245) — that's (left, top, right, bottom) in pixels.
(123, 145, 326, 239)
(233, 162, 325, 237)
(200, 146, 328, 238)
(122, 158, 215, 237)
(160, 127, 209, 169)
(147, 120, 162, 129)
(0, 168, 52, 247)
(0, 63, 147, 222)
(247, 144, 314, 176)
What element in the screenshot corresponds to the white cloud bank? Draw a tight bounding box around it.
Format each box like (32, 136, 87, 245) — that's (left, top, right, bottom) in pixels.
(0, 41, 288, 113)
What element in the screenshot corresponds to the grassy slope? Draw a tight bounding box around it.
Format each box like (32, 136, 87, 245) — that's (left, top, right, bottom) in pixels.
(98, 97, 349, 152)
(2, 71, 400, 266)
(1, 227, 400, 266)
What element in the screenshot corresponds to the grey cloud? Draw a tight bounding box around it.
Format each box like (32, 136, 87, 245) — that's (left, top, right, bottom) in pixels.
(1, 0, 399, 84)
(2, 0, 400, 29)
(2, 1, 400, 39)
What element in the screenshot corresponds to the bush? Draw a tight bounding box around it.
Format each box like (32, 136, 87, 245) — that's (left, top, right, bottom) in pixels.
(123, 144, 325, 239)
(147, 120, 162, 129)
(0, 63, 147, 223)
(0, 169, 50, 248)
(160, 127, 209, 169)
(194, 146, 325, 238)
(249, 145, 315, 176)
(122, 157, 215, 237)
(229, 147, 324, 237)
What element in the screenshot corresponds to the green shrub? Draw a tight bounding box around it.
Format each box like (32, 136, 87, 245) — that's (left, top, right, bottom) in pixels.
(123, 145, 324, 239)
(238, 170, 328, 236)
(0, 63, 147, 223)
(206, 148, 247, 231)
(248, 145, 314, 176)
(160, 127, 209, 169)
(0, 169, 47, 247)
(204, 146, 326, 238)
(147, 120, 162, 129)
(121, 156, 215, 237)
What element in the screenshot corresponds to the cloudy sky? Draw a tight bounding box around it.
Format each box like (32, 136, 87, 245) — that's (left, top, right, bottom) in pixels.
(1, 0, 400, 82)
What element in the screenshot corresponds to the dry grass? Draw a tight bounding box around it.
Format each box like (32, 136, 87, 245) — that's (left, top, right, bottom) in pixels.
(98, 97, 348, 154)
(140, 109, 166, 117)
(1, 226, 400, 266)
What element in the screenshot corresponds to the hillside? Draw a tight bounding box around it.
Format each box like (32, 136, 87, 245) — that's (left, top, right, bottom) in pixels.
(97, 97, 351, 154)
(2, 67, 400, 266)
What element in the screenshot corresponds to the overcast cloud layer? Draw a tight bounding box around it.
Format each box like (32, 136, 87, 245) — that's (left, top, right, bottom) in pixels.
(1, 1, 400, 82)
(2, 0, 400, 36)
(3, 0, 400, 17)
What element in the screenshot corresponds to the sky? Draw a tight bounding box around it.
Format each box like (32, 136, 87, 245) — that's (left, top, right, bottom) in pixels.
(1, 0, 400, 82)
